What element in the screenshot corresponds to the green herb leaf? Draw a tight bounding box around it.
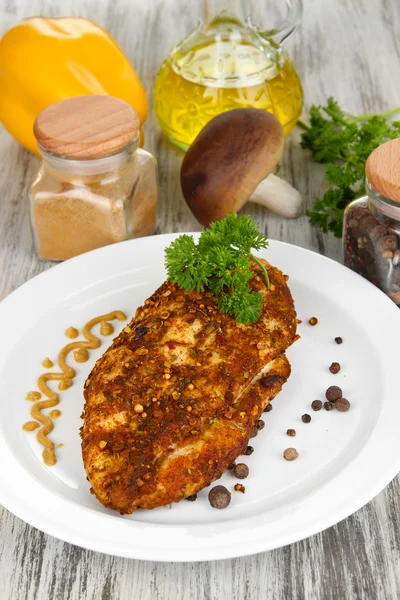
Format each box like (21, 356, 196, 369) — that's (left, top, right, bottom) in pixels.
(164, 215, 269, 324)
(218, 286, 264, 325)
(164, 234, 212, 292)
(300, 99, 400, 237)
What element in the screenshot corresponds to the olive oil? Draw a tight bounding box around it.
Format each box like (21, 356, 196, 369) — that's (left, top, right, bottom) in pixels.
(154, 37, 303, 150)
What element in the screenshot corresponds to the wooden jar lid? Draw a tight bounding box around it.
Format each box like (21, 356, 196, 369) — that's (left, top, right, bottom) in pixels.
(34, 95, 140, 159)
(366, 138, 400, 203)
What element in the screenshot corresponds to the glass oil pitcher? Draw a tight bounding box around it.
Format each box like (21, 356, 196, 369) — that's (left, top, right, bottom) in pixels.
(154, 0, 304, 150)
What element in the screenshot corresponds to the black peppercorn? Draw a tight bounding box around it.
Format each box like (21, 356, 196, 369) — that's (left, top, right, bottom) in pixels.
(311, 400, 322, 411)
(244, 446, 254, 456)
(134, 326, 149, 340)
(326, 385, 342, 402)
(336, 398, 351, 412)
(324, 401, 333, 411)
(260, 374, 279, 388)
(335, 337, 343, 344)
(208, 486, 231, 509)
(233, 463, 249, 479)
(302, 413, 311, 423)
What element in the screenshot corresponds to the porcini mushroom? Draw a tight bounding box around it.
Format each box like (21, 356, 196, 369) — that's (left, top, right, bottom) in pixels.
(181, 108, 303, 226)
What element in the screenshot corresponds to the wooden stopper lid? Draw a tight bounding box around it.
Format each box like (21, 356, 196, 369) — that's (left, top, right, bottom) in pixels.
(366, 138, 400, 203)
(34, 95, 140, 159)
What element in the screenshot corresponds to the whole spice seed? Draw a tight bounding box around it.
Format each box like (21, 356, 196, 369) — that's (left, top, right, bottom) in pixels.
(287, 428, 296, 437)
(335, 337, 343, 344)
(264, 404, 273, 413)
(302, 413, 312, 423)
(228, 462, 236, 470)
(329, 362, 341, 374)
(335, 397, 351, 412)
(234, 483, 246, 493)
(308, 317, 318, 326)
(324, 401, 334, 411)
(186, 494, 197, 502)
(311, 400, 322, 411)
(256, 419, 265, 430)
(244, 446, 254, 456)
(260, 374, 280, 388)
(283, 448, 299, 461)
(233, 463, 249, 479)
(326, 385, 342, 402)
(208, 485, 231, 509)
(342, 200, 400, 303)
(134, 326, 149, 340)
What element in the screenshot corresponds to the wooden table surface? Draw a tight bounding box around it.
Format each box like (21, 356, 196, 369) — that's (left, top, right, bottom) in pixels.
(1, 0, 400, 598)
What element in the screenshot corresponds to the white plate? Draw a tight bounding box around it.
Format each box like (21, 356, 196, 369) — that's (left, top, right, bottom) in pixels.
(0, 234, 399, 562)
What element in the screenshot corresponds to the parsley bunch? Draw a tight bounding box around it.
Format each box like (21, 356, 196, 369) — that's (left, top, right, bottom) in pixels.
(299, 98, 400, 237)
(165, 214, 269, 324)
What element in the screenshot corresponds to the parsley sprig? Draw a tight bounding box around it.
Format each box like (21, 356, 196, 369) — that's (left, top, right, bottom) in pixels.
(165, 215, 269, 324)
(298, 98, 400, 237)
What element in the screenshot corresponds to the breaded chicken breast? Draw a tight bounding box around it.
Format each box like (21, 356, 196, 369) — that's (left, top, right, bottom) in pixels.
(81, 259, 296, 513)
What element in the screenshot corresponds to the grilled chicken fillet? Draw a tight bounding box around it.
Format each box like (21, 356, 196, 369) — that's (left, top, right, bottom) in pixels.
(81, 259, 297, 513)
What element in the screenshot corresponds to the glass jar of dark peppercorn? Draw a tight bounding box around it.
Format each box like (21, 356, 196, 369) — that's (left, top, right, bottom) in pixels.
(343, 139, 400, 306)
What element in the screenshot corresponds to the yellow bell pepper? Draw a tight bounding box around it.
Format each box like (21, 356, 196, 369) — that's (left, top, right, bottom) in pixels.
(0, 17, 148, 156)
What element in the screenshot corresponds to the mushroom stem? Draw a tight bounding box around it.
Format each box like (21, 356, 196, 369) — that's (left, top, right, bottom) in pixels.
(249, 173, 303, 218)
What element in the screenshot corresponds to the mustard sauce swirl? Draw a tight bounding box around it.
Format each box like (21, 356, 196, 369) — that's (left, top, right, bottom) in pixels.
(23, 311, 127, 466)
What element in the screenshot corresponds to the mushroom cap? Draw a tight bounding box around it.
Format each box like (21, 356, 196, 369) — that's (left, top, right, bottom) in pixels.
(181, 108, 284, 226)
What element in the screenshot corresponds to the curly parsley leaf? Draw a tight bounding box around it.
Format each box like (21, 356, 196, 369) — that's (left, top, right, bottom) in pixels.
(164, 234, 212, 292)
(299, 98, 400, 237)
(164, 215, 269, 324)
(218, 285, 264, 325)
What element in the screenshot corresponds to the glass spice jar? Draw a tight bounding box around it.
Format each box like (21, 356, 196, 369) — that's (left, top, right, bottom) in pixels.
(343, 138, 400, 306)
(29, 95, 158, 261)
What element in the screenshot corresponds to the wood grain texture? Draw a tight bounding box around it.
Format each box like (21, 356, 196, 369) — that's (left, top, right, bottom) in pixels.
(1, 0, 400, 598)
(34, 95, 141, 159)
(366, 138, 400, 203)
